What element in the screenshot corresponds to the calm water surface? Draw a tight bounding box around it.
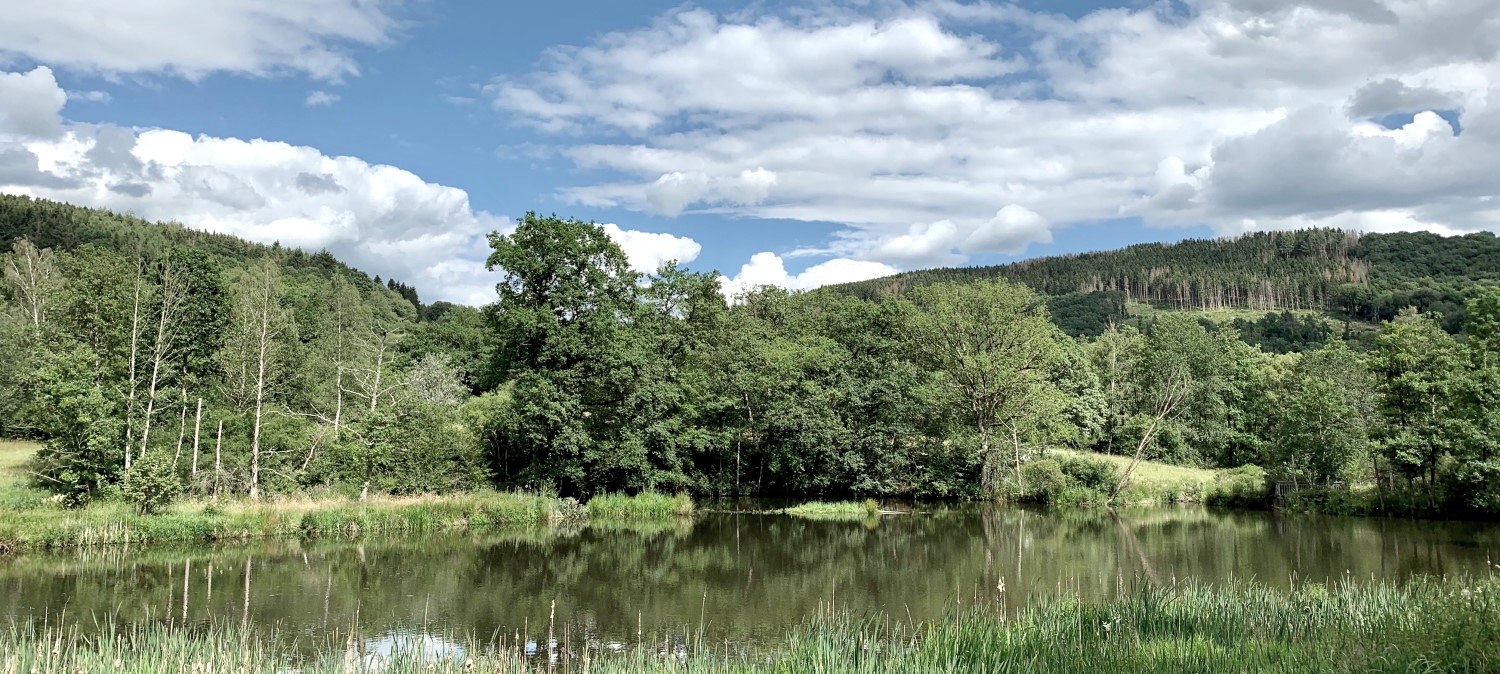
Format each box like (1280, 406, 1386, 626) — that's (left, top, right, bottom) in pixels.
(2, 506, 1497, 654)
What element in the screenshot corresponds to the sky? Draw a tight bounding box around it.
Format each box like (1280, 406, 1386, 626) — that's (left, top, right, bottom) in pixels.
(1, 0, 1498, 305)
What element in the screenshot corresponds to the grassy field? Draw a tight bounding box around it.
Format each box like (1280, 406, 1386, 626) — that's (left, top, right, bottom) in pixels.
(1051, 448, 1218, 504)
(0, 441, 693, 553)
(5, 576, 1495, 673)
(0, 439, 48, 509)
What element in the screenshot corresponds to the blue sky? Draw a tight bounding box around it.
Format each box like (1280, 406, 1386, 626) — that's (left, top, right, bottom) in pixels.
(1, 0, 1496, 303)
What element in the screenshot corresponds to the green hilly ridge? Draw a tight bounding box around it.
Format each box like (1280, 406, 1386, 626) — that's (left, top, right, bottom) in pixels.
(0, 194, 422, 311)
(834, 228, 1500, 337)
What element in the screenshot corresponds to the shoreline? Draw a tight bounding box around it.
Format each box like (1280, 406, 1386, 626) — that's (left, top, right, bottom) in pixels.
(0, 490, 694, 554)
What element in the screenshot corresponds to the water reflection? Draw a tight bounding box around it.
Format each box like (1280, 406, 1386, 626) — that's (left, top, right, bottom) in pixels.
(2, 507, 1495, 655)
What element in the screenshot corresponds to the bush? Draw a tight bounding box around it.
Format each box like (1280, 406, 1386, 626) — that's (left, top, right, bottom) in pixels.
(1020, 459, 1068, 503)
(1058, 456, 1119, 492)
(1205, 465, 1270, 508)
(1282, 486, 1376, 516)
(120, 452, 183, 515)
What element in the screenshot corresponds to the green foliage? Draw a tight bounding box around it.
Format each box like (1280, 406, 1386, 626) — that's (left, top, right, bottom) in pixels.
(1020, 459, 1068, 502)
(1204, 465, 1270, 508)
(8, 196, 1500, 519)
(906, 280, 1077, 494)
(1057, 455, 1119, 493)
(1372, 309, 1471, 502)
(120, 450, 183, 515)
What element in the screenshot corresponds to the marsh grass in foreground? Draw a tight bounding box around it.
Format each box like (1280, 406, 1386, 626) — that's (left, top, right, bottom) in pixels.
(0, 490, 694, 553)
(5, 577, 1496, 673)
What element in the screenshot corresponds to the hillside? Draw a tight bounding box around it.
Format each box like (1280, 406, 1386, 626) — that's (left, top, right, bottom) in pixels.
(833, 229, 1500, 334)
(0, 194, 422, 310)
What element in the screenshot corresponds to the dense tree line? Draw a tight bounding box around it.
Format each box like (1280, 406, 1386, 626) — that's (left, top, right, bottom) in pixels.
(3, 201, 1498, 517)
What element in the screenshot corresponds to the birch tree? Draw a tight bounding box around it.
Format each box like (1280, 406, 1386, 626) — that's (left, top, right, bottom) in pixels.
(135, 259, 189, 460)
(2, 239, 63, 335)
(221, 260, 290, 499)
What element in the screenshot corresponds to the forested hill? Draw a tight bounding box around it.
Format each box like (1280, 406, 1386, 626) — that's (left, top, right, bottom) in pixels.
(0, 194, 423, 310)
(833, 229, 1500, 326)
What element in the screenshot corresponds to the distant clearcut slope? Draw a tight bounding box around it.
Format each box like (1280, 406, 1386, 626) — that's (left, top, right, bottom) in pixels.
(832, 228, 1500, 325)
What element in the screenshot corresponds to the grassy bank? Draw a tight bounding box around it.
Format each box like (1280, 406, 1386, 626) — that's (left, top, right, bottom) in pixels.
(6, 577, 1496, 672)
(0, 441, 693, 553)
(1050, 448, 1218, 505)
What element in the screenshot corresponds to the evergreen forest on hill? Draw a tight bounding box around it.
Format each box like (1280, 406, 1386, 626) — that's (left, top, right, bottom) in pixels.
(834, 228, 1500, 336)
(3, 195, 1500, 518)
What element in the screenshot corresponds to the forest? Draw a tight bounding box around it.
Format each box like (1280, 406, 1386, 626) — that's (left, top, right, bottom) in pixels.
(3, 195, 1499, 518)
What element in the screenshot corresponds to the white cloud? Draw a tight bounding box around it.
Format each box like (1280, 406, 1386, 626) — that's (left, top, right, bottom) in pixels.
(0, 66, 703, 306)
(599, 223, 701, 274)
(495, 0, 1500, 269)
(717, 252, 897, 300)
(67, 90, 112, 104)
(0, 0, 399, 80)
(0, 67, 68, 138)
(305, 91, 341, 107)
(642, 167, 777, 216)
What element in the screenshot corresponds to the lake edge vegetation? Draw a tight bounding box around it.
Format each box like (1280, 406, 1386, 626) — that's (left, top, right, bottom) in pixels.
(4, 575, 1496, 673)
(3, 195, 1500, 522)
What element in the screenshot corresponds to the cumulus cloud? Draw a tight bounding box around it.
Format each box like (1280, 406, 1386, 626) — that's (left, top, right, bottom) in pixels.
(0, 0, 399, 80)
(495, 0, 1500, 272)
(0, 67, 68, 138)
(599, 223, 702, 274)
(0, 66, 700, 306)
(717, 252, 897, 300)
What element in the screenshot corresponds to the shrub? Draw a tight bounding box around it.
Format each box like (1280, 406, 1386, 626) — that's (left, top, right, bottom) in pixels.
(1205, 465, 1270, 508)
(1058, 456, 1119, 492)
(120, 452, 183, 515)
(1020, 459, 1068, 503)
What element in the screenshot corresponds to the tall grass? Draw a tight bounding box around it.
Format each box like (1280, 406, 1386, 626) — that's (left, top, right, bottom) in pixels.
(6, 576, 1496, 672)
(781, 500, 882, 521)
(586, 492, 695, 520)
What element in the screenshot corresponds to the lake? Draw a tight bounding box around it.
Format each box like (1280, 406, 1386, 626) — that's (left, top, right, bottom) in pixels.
(2, 506, 1496, 657)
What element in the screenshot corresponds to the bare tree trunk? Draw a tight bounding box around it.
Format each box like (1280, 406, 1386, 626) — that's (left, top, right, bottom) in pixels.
(333, 364, 344, 439)
(368, 334, 386, 413)
(191, 398, 203, 477)
(1112, 369, 1188, 498)
(248, 274, 274, 500)
(173, 393, 188, 468)
(214, 420, 223, 497)
(138, 263, 187, 457)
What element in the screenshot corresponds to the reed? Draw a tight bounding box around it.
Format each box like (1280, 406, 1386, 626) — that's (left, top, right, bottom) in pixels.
(586, 492, 696, 520)
(5, 576, 1496, 673)
(781, 500, 882, 521)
